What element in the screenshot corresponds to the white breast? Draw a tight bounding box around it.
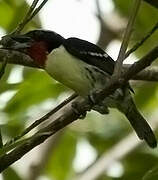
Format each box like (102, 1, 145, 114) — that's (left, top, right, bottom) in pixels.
(45, 45, 93, 96)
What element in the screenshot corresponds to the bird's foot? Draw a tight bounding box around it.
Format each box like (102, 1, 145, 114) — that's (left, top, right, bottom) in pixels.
(71, 101, 87, 119)
(93, 104, 109, 114)
(88, 91, 109, 115)
(87, 90, 98, 106)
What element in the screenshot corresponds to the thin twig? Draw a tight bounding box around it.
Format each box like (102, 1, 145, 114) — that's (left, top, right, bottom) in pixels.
(4, 93, 77, 147)
(132, 66, 158, 81)
(18, 0, 48, 34)
(125, 21, 158, 58)
(113, 0, 142, 76)
(13, 0, 40, 34)
(0, 129, 3, 148)
(0, 56, 7, 148)
(12, 0, 49, 34)
(26, 0, 49, 24)
(0, 56, 7, 79)
(124, 46, 158, 81)
(95, 0, 119, 48)
(15, 0, 49, 34)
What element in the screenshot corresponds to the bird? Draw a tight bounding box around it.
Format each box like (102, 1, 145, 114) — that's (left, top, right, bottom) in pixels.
(8, 30, 157, 148)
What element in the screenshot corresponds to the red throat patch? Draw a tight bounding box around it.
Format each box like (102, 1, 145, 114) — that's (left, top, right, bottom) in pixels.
(27, 41, 48, 67)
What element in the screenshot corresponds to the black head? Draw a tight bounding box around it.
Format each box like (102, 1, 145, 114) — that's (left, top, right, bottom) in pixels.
(8, 30, 65, 67)
(10, 30, 65, 53)
(23, 30, 65, 53)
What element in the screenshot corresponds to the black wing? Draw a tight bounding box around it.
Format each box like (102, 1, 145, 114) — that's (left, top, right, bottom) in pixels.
(63, 38, 115, 75)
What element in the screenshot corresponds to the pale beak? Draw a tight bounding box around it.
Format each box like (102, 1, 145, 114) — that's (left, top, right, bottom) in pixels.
(0, 34, 33, 50)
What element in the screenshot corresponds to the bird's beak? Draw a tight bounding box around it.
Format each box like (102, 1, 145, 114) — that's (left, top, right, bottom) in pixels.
(0, 34, 33, 51)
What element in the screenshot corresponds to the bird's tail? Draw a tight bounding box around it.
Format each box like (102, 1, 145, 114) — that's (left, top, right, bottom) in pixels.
(121, 98, 157, 148)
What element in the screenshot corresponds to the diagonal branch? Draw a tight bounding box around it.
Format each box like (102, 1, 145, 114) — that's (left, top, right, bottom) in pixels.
(0, 56, 7, 80)
(125, 21, 158, 58)
(124, 45, 158, 81)
(4, 93, 77, 147)
(27, 0, 48, 26)
(113, 0, 142, 76)
(13, 0, 49, 34)
(132, 66, 158, 81)
(13, 0, 40, 34)
(96, 45, 158, 105)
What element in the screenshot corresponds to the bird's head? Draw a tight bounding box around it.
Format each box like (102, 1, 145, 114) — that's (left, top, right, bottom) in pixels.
(4, 30, 64, 67)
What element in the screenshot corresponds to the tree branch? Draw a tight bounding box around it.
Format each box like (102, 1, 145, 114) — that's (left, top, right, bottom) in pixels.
(132, 66, 158, 81)
(4, 93, 77, 147)
(124, 45, 158, 81)
(95, 0, 119, 49)
(0, 99, 80, 172)
(0, 56, 7, 80)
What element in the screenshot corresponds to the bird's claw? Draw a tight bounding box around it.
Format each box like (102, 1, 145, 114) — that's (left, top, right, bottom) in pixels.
(88, 91, 109, 114)
(92, 104, 109, 114)
(71, 101, 87, 119)
(88, 91, 97, 105)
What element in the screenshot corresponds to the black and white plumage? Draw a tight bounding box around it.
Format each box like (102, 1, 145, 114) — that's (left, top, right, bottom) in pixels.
(10, 30, 157, 148)
(63, 37, 115, 75)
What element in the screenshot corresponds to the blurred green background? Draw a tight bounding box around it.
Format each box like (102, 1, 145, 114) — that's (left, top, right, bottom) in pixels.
(0, 0, 158, 180)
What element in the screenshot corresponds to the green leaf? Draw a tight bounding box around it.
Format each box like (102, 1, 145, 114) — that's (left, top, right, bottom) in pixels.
(0, 0, 41, 33)
(143, 165, 158, 180)
(45, 131, 77, 180)
(0, 1, 14, 30)
(112, 0, 158, 56)
(134, 82, 158, 109)
(3, 167, 23, 180)
(4, 69, 67, 122)
(121, 152, 158, 180)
